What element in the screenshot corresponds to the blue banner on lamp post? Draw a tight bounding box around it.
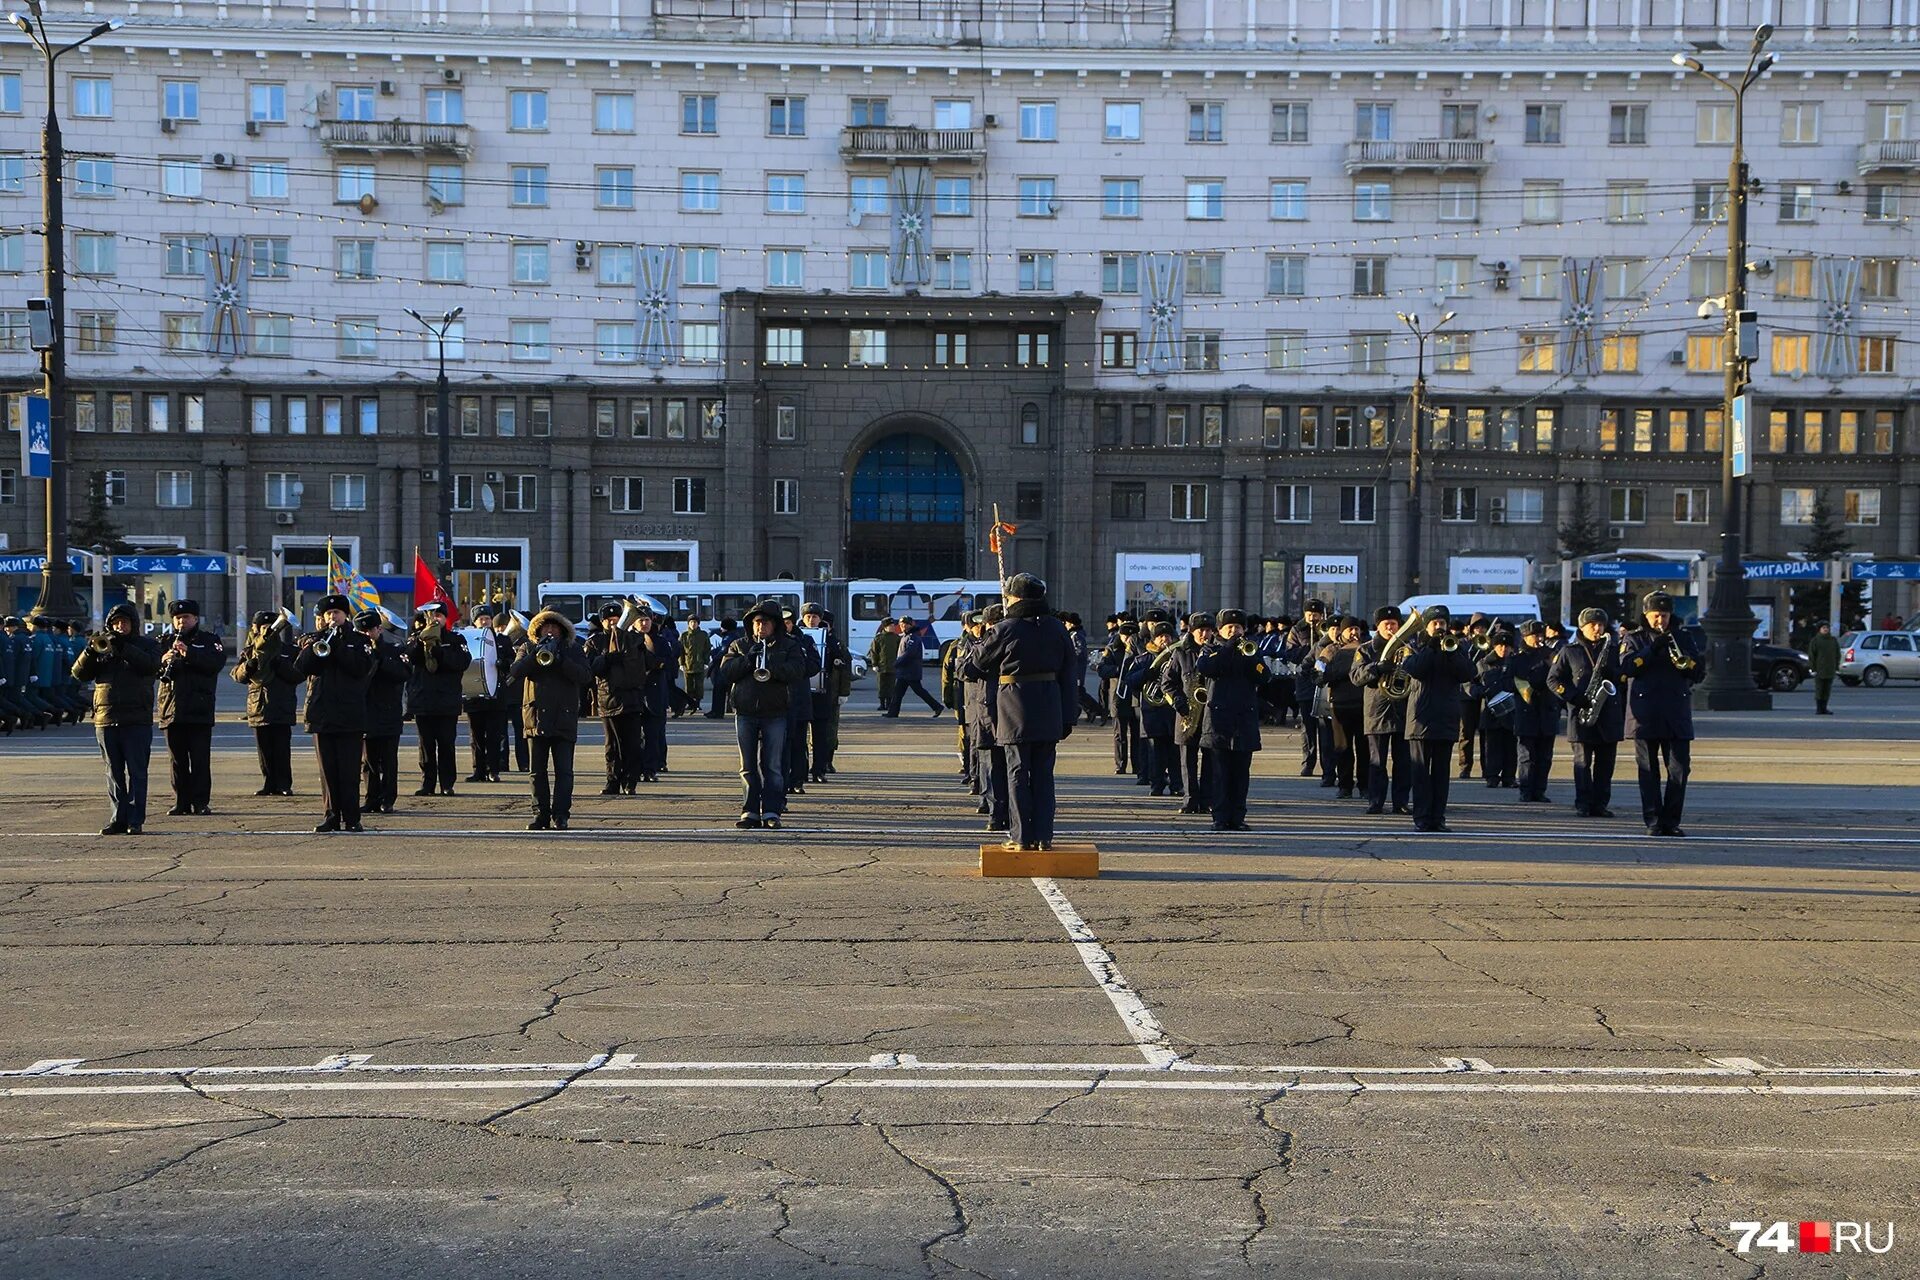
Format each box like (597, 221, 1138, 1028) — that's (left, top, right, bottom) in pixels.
(22, 396, 52, 480)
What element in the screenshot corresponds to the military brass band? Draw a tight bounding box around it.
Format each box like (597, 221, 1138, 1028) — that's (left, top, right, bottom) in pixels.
(48, 575, 1707, 843)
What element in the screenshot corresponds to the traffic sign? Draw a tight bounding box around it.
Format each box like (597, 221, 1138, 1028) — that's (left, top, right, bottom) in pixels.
(1851, 561, 1920, 581)
(1731, 393, 1750, 478)
(21, 395, 51, 480)
(1742, 561, 1825, 581)
(109, 554, 230, 575)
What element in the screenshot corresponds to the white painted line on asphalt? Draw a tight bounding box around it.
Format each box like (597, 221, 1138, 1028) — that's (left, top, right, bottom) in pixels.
(1031, 877, 1180, 1069)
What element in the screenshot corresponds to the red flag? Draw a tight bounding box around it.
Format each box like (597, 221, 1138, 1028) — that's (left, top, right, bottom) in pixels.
(987, 520, 1018, 555)
(413, 550, 461, 626)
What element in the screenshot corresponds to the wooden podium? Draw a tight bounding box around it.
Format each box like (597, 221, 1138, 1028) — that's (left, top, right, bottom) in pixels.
(979, 843, 1099, 879)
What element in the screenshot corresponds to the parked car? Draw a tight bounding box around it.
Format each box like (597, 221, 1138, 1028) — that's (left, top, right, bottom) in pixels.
(1680, 626, 1812, 692)
(1837, 631, 1920, 687)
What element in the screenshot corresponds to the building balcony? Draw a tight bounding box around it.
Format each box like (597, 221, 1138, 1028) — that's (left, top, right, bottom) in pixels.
(1857, 139, 1920, 175)
(319, 119, 472, 160)
(1344, 138, 1493, 175)
(840, 125, 987, 164)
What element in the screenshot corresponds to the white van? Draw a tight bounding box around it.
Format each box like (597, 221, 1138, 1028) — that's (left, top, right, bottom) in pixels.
(1397, 594, 1542, 627)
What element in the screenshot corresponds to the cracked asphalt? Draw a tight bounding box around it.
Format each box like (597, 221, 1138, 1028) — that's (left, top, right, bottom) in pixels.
(1, 682, 1916, 1278)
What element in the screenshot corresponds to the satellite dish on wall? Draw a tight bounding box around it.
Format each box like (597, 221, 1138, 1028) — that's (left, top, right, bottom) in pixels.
(480, 485, 496, 513)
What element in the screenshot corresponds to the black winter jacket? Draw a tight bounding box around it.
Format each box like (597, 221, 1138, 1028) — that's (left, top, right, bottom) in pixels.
(363, 638, 410, 737)
(512, 639, 593, 740)
(1620, 626, 1704, 741)
(155, 627, 229, 727)
(406, 631, 472, 719)
(961, 600, 1077, 746)
(1195, 642, 1267, 752)
(717, 633, 809, 718)
(1547, 637, 1626, 744)
(1348, 636, 1406, 735)
(1401, 638, 1479, 741)
(71, 632, 162, 727)
(293, 628, 374, 735)
(231, 631, 299, 726)
(586, 628, 663, 718)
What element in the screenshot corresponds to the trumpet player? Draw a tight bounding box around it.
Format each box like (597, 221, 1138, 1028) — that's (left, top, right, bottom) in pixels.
(1193, 610, 1269, 832)
(1121, 621, 1180, 798)
(293, 594, 374, 832)
(1548, 608, 1625, 818)
(1511, 621, 1561, 803)
(407, 603, 470, 797)
(359, 611, 409, 815)
(232, 610, 299, 796)
(72, 603, 163, 834)
(155, 599, 229, 818)
(1401, 605, 1477, 833)
(1350, 606, 1411, 815)
(718, 600, 808, 830)
(1284, 600, 1332, 784)
(1620, 591, 1705, 838)
(586, 601, 662, 796)
(511, 610, 592, 830)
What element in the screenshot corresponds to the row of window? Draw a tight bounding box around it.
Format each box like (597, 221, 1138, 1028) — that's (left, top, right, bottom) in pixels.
(67, 467, 715, 518)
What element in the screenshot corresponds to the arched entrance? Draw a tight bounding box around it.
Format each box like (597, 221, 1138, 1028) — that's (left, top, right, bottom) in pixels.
(846, 431, 967, 579)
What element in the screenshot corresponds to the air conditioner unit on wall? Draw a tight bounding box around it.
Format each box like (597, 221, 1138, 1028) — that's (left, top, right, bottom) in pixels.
(274, 511, 295, 526)
(442, 68, 463, 84)
(421, 468, 439, 483)
(211, 152, 237, 169)
(1608, 524, 1628, 540)
(159, 117, 177, 133)
(591, 484, 608, 499)
(244, 120, 261, 137)
(379, 80, 398, 96)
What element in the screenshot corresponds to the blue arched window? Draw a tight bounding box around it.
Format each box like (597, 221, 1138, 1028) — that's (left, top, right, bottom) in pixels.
(849, 433, 963, 524)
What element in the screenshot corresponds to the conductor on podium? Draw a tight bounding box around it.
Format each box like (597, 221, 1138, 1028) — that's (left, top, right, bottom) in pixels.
(962, 573, 1078, 852)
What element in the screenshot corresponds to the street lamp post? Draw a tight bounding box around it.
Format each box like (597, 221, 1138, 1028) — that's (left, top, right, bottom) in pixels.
(1674, 25, 1775, 710)
(1395, 309, 1454, 601)
(404, 306, 464, 589)
(7, 4, 123, 618)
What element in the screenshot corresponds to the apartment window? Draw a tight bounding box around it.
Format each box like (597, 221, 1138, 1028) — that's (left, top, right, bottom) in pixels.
(502, 475, 538, 513)
(1348, 333, 1388, 375)
(1441, 486, 1478, 523)
(672, 477, 708, 515)
(263, 472, 302, 510)
(1608, 103, 1648, 145)
(76, 312, 115, 353)
(508, 320, 550, 362)
(1266, 332, 1304, 372)
(425, 88, 464, 125)
(1434, 332, 1472, 373)
(596, 243, 636, 287)
(330, 473, 368, 512)
(508, 89, 548, 131)
(1437, 182, 1478, 222)
(770, 477, 800, 516)
(681, 93, 717, 135)
(1019, 101, 1057, 141)
(1673, 487, 1710, 525)
(74, 233, 115, 276)
(1164, 407, 1192, 447)
(934, 177, 972, 216)
(764, 326, 804, 365)
(1686, 332, 1724, 373)
(680, 171, 720, 213)
(1187, 101, 1224, 143)
(252, 314, 291, 355)
(1352, 257, 1388, 297)
(1424, 257, 1469, 298)
(1339, 485, 1377, 524)
(335, 85, 375, 121)
(1780, 102, 1821, 145)
(597, 167, 636, 210)
(1519, 257, 1558, 300)
(1518, 332, 1557, 373)
(1101, 331, 1138, 370)
(768, 95, 807, 136)
(1270, 100, 1309, 143)
(1182, 332, 1222, 372)
(450, 474, 475, 512)
(1184, 253, 1224, 296)
(510, 165, 548, 207)
(766, 248, 805, 289)
(1262, 179, 1309, 221)
(1102, 178, 1141, 219)
(1105, 100, 1142, 141)
(1354, 102, 1392, 140)
(337, 318, 377, 358)
(1017, 252, 1054, 292)
(1015, 330, 1053, 368)
(73, 158, 114, 197)
(1186, 180, 1224, 220)
(426, 164, 465, 206)
(1779, 182, 1816, 223)
(1771, 333, 1810, 376)
(1506, 487, 1545, 524)
(1696, 102, 1733, 144)
(1606, 181, 1647, 224)
(759, 172, 804, 216)
(1864, 183, 1902, 221)
(1666, 409, 1691, 453)
(1110, 482, 1147, 520)
(1859, 335, 1896, 375)
(335, 239, 376, 280)
(1868, 102, 1909, 142)
(249, 83, 285, 123)
(335, 165, 375, 202)
(0, 466, 17, 504)
(1171, 483, 1209, 522)
(1802, 410, 1828, 454)
(1274, 484, 1310, 523)
(1011, 482, 1044, 522)
(1779, 488, 1816, 526)
(849, 327, 888, 367)
(933, 252, 972, 290)
(1018, 177, 1057, 218)
(1521, 181, 1561, 222)
(594, 92, 635, 133)
(495, 402, 518, 438)
(142, 394, 171, 433)
(324, 398, 347, 436)
(1861, 258, 1899, 300)
(156, 235, 199, 277)
(774, 401, 799, 441)
(608, 477, 644, 513)
(1771, 256, 1814, 300)
(1524, 102, 1563, 144)
(1353, 182, 1392, 221)
(1102, 252, 1140, 295)
(1845, 488, 1882, 527)
(529, 398, 551, 438)
(162, 314, 202, 352)
(1603, 259, 1645, 299)
(1766, 409, 1789, 453)
(161, 160, 203, 200)
(418, 320, 464, 362)
(934, 330, 969, 368)
(1018, 403, 1043, 446)
(249, 160, 289, 201)
(1267, 255, 1306, 297)
(595, 322, 636, 363)
(1297, 407, 1320, 448)
(72, 78, 111, 117)
(849, 176, 890, 221)
(850, 96, 888, 127)
(1601, 334, 1640, 374)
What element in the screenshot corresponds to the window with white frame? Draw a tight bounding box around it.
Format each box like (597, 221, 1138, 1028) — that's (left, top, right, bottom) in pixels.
(330, 473, 367, 511)
(767, 95, 806, 136)
(1266, 331, 1304, 371)
(1102, 252, 1140, 294)
(1441, 486, 1478, 522)
(1520, 257, 1559, 299)
(1103, 178, 1141, 218)
(1609, 486, 1648, 524)
(1270, 100, 1309, 143)
(1505, 486, 1545, 524)
(1780, 102, 1821, 145)
(849, 327, 888, 366)
(98, 469, 127, 507)
(1187, 100, 1224, 143)
(1105, 100, 1142, 141)
(1339, 484, 1376, 524)
(673, 477, 708, 515)
(934, 177, 972, 215)
(155, 470, 193, 509)
(766, 172, 806, 214)
(773, 478, 799, 515)
(1353, 182, 1392, 220)
(609, 476, 643, 512)
(1673, 487, 1709, 524)
(596, 243, 636, 287)
(1171, 482, 1209, 522)
(933, 252, 971, 289)
(1017, 252, 1054, 291)
(1845, 488, 1882, 526)
(1017, 176, 1057, 217)
(1267, 255, 1306, 297)
(1608, 102, 1648, 145)
(509, 320, 551, 361)
(1018, 100, 1057, 141)
(1274, 483, 1310, 522)
(849, 249, 888, 290)
(337, 318, 377, 358)
(682, 321, 720, 363)
(595, 322, 637, 363)
(1185, 179, 1224, 220)
(1521, 180, 1561, 222)
(766, 249, 805, 288)
(502, 474, 537, 513)
(508, 89, 548, 131)
(264, 471, 302, 509)
(764, 326, 804, 365)
(680, 171, 720, 213)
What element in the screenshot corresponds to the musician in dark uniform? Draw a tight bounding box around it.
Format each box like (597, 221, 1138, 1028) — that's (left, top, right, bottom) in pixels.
(1285, 599, 1331, 781)
(1401, 605, 1478, 833)
(406, 602, 471, 796)
(962, 609, 1007, 829)
(1619, 591, 1705, 837)
(1122, 622, 1180, 797)
(718, 600, 809, 829)
(512, 609, 594, 830)
(1350, 605, 1412, 815)
(963, 573, 1077, 852)
(233, 610, 299, 796)
(942, 613, 975, 789)
(293, 593, 374, 832)
(586, 601, 660, 795)
(71, 603, 162, 834)
(1469, 628, 1520, 789)
(801, 602, 849, 783)
(1457, 613, 1492, 779)
(1547, 608, 1625, 818)
(1195, 610, 1269, 831)
(155, 599, 228, 816)
(1098, 619, 1145, 779)
(1159, 612, 1215, 814)
(1511, 620, 1561, 803)
(358, 610, 408, 815)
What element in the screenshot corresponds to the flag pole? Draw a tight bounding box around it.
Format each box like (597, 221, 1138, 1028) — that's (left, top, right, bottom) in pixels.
(992, 502, 1008, 589)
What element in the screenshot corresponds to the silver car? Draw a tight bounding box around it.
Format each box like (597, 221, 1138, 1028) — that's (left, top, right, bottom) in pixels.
(1837, 631, 1920, 686)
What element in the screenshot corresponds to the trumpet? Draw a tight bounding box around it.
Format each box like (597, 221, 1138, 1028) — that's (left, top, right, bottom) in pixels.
(1238, 640, 1260, 657)
(87, 629, 118, 654)
(1439, 633, 1460, 653)
(751, 640, 772, 682)
(311, 633, 333, 659)
(1665, 630, 1697, 671)
(534, 639, 559, 668)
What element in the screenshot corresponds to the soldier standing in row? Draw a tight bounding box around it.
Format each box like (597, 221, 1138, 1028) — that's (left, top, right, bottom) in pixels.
(407, 603, 471, 797)
(295, 593, 373, 833)
(360, 612, 409, 815)
(156, 599, 227, 817)
(1547, 607, 1625, 818)
(964, 574, 1077, 853)
(233, 610, 299, 796)
(73, 603, 162, 835)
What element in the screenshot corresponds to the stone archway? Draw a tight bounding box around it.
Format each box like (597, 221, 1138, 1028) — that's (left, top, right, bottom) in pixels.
(845, 430, 967, 579)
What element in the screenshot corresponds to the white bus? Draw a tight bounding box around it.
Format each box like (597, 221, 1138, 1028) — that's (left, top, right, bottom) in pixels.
(842, 579, 1002, 672)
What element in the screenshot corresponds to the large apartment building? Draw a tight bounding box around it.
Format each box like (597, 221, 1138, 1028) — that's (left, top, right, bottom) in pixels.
(1, 0, 1915, 623)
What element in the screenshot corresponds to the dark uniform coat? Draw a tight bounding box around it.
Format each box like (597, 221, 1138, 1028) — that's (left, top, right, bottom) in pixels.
(363, 638, 410, 738)
(962, 601, 1078, 746)
(1122, 649, 1175, 739)
(293, 629, 374, 735)
(717, 633, 810, 718)
(1507, 644, 1561, 739)
(1157, 639, 1207, 745)
(232, 631, 300, 726)
(1619, 626, 1705, 740)
(71, 633, 163, 727)
(1547, 637, 1627, 743)
(1194, 643, 1267, 752)
(406, 628, 473, 719)
(512, 631, 593, 741)
(585, 628, 663, 718)
(1349, 636, 1408, 736)
(155, 628, 229, 727)
(1401, 640, 1479, 741)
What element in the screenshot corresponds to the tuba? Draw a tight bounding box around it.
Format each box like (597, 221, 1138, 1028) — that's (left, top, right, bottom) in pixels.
(1373, 608, 1424, 701)
(616, 596, 648, 632)
(502, 611, 531, 647)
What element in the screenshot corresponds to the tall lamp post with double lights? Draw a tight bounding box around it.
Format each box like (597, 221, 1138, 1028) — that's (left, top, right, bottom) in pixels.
(1396, 309, 1454, 600)
(6, 4, 124, 617)
(1673, 25, 1775, 710)
(405, 306, 464, 589)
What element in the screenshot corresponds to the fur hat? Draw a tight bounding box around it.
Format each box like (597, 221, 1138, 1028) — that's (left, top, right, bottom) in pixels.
(528, 608, 573, 638)
(1642, 591, 1675, 613)
(1423, 604, 1452, 623)
(354, 609, 383, 630)
(316, 593, 352, 616)
(1218, 609, 1248, 627)
(1186, 612, 1216, 631)
(1374, 605, 1403, 624)
(1004, 572, 1047, 601)
(1520, 619, 1548, 638)
(982, 603, 1006, 625)
(1578, 607, 1610, 627)
(170, 599, 201, 617)
(252, 610, 277, 626)
(1303, 598, 1328, 614)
